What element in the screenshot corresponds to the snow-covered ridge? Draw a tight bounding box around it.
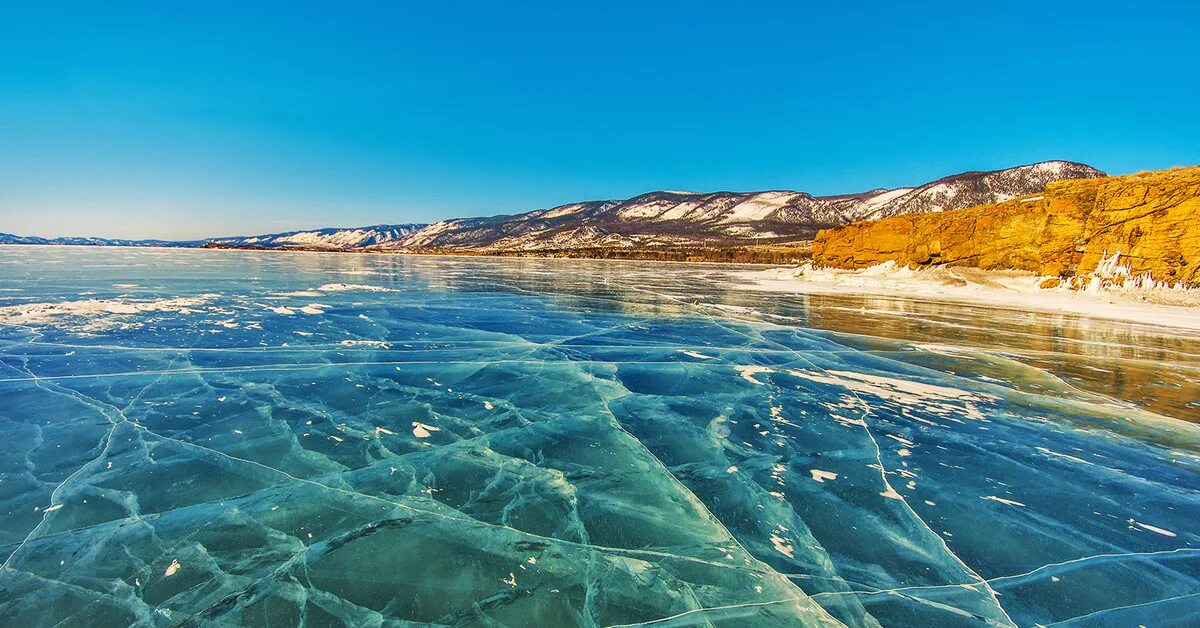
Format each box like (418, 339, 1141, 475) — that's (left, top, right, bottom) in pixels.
(206, 224, 426, 249)
(855, 160, 1106, 220)
(380, 160, 1105, 250)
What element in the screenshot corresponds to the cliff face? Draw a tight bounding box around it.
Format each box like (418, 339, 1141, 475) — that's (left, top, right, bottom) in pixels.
(812, 166, 1200, 287)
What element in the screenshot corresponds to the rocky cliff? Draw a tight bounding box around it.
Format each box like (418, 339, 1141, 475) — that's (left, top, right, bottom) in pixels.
(812, 166, 1200, 287)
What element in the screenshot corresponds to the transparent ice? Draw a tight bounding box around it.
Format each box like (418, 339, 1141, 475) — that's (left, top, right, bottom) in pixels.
(0, 247, 1196, 626)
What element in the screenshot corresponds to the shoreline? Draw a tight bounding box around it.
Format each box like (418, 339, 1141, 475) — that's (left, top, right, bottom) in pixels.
(0, 243, 797, 268)
(5, 244, 1197, 331)
(735, 264, 1200, 333)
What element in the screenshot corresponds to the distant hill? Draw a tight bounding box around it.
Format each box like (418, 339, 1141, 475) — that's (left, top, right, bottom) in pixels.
(1, 161, 1105, 252)
(0, 233, 198, 247)
(205, 224, 426, 249)
(380, 161, 1105, 250)
(0, 225, 428, 250)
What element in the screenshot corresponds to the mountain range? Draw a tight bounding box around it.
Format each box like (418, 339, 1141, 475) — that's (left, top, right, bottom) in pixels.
(206, 224, 426, 249)
(1, 160, 1105, 251)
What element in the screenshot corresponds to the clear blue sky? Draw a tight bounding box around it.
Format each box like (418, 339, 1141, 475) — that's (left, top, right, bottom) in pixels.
(2, 1, 1197, 239)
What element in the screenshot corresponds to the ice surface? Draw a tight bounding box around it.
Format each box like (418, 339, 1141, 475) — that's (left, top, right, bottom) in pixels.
(0, 247, 1197, 627)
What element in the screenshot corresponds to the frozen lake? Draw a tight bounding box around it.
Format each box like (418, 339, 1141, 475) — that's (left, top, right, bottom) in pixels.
(0, 247, 1196, 626)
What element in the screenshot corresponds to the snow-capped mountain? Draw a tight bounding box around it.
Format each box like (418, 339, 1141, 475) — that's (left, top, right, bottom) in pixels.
(205, 224, 426, 249)
(382, 161, 1105, 250)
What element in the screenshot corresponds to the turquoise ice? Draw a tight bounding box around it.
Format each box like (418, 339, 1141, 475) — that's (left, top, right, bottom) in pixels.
(0, 247, 1196, 626)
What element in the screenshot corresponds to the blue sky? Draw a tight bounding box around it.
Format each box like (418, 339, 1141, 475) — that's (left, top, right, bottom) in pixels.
(1, 1, 1197, 239)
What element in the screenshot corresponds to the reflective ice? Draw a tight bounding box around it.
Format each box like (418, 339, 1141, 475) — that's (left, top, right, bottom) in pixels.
(0, 247, 1197, 626)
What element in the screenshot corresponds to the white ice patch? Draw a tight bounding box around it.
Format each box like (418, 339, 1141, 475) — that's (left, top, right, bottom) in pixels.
(1035, 446, 1093, 465)
(1131, 520, 1177, 537)
(983, 495, 1026, 508)
(790, 368, 994, 420)
(339, 339, 390, 348)
(680, 350, 716, 360)
(412, 422, 441, 438)
(769, 533, 795, 558)
(0, 295, 219, 330)
(316, 283, 397, 293)
(917, 343, 977, 358)
(810, 469, 838, 483)
(704, 303, 759, 315)
(736, 365, 773, 386)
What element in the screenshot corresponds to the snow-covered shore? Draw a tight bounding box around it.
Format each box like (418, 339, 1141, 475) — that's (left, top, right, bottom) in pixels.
(735, 262, 1200, 332)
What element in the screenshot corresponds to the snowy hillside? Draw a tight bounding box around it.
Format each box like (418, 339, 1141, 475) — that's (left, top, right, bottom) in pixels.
(205, 224, 426, 249)
(383, 161, 1105, 250)
(0, 225, 427, 250)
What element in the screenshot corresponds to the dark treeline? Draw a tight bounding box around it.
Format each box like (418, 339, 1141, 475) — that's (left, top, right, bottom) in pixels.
(201, 241, 813, 265)
(410, 246, 812, 265)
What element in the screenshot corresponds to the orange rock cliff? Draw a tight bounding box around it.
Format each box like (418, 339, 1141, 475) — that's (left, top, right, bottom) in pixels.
(812, 166, 1200, 287)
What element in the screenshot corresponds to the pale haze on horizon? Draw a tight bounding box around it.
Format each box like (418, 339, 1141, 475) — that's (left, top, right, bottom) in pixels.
(2, 1, 1198, 240)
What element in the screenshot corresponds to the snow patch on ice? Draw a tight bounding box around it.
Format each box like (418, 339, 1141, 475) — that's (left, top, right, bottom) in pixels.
(0, 294, 219, 329)
(340, 340, 390, 348)
(790, 368, 994, 421)
(983, 495, 1026, 508)
(736, 365, 773, 386)
(1035, 446, 1093, 465)
(316, 283, 397, 293)
(810, 469, 838, 483)
(769, 533, 795, 558)
(1131, 520, 1177, 537)
(412, 422, 441, 438)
